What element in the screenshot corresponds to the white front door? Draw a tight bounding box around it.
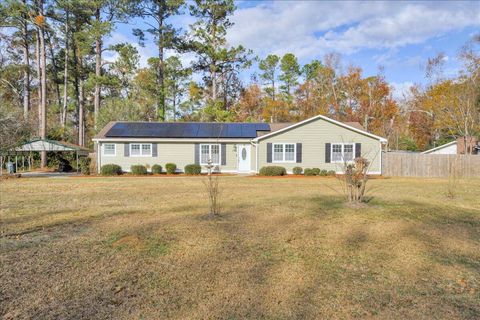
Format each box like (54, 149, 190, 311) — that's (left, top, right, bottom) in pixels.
(237, 144, 251, 172)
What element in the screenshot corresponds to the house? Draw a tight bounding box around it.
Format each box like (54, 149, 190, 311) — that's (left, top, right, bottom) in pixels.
(92, 115, 387, 174)
(421, 136, 479, 155)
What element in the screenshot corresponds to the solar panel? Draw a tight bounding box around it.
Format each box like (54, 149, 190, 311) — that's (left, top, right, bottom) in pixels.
(105, 122, 274, 138)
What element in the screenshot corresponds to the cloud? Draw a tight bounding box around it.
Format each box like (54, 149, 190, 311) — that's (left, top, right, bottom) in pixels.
(228, 1, 480, 60)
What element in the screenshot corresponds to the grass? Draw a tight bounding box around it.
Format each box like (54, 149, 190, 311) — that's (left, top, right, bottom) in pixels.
(1, 176, 479, 319)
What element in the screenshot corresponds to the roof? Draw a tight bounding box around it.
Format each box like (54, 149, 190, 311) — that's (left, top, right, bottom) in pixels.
(97, 122, 271, 139)
(92, 117, 383, 142)
(253, 115, 387, 143)
(421, 141, 457, 154)
(13, 139, 91, 155)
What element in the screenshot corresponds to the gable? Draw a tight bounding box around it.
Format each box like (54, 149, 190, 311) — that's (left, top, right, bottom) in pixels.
(255, 115, 386, 143)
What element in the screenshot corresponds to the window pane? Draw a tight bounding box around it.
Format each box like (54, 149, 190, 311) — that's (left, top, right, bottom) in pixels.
(104, 144, 115, 155)
(201, 145, 210, 164)
(343, 144, 353, 161)
(285, 144, 295, 161)
(211, 144, 220, 164)
(332, 144, 342, 162)
(142, 144, 151, 156)
(131, 144, 140, 156)
(273, 144, 283, 161)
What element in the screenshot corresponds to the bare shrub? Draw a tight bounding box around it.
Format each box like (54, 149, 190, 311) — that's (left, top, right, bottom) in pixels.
(446, 158, 459, 199)
(337, 157, 370, 203)
(203, 160, 221, 216)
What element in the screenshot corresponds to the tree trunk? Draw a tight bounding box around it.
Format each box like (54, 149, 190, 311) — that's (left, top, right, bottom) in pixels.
(22, 1, 30, 120)
(77, 54, 85, 147)
(94, 8, 101, 130)
(38, 0, 47, 168)
(36, 30, 41, 135)
(62, 11, 69, 127)
(157, 5, 165, 121)
(47, 33, 61, 110)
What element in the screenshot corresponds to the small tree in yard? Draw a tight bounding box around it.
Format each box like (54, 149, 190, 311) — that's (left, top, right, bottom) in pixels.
(338, 157, 370, 203)
(203, 159, 221, 217)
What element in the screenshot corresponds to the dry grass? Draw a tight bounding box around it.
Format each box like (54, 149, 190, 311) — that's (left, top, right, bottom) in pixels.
(1, 176, 479, 319)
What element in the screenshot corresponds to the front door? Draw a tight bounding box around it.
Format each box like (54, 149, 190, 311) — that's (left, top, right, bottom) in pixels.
(237, 144, 251, 173)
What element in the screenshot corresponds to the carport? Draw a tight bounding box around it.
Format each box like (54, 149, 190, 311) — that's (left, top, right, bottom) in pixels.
(0, 138, 90, 174)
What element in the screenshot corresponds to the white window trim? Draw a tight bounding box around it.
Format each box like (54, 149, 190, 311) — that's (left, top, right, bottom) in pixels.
(272, 143, 296, 163)
(102, 143, 116, 156)
(129, 143, 152, 157)
(200, 144, 221, 165)
(331, 143, 355, 163)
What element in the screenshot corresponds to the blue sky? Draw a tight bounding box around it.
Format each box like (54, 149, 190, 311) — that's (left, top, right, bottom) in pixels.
(109, 1, 480, 100)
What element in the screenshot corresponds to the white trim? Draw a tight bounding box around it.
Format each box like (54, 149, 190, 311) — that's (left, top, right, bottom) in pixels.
(272, 143, 296, 163)
(129, 143, 152, 157)
(331, 143, 355, 163)
(102, 143, 116, 156)
(421, 141, 457, 154)
(253, 114, 387, 143)
(93, 138, 252, 143)
(199, 143, 221, 165)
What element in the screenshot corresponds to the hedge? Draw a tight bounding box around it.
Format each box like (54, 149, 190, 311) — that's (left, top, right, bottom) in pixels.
(79, 157, 91, 175)
(151, 164, 162, 174)
(304, 168, 315, 176)
(100, 164, 122, 176)
(184, 164, 201, 175)
(131, 165, 148, 175)
(259, 166, 287, 176)
(311, 168, 321, 176)
(292, 167, 303, 175)
(165, 163, 177, 174)
(327, 170, 336, 176)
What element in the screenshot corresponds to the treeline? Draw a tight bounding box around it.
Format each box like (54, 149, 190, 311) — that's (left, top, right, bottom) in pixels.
(1, 0, 479, 158)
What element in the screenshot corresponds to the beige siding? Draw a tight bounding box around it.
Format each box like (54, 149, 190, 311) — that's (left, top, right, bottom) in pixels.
(99, 142, 240, 172)
(257, 118, 382, 173)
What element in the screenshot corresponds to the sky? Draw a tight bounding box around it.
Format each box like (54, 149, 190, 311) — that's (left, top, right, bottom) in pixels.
(109, 0, 480, 100)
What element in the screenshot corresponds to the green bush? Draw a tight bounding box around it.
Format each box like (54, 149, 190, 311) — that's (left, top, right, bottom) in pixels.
(79, 157, 91, 175)
(259, 166, 287, 176)
(304, 168, 316, 176)
(292, 167, 303, 175)
(151, 164, 162, 174)
(320, 169, 328, 176)
(184, 164, 201, 175)
(100, 164, 122, 176)
(131, 164, 148, 175)
(327, 170, 336, 176)
(312, 168, 321, 176)
(165, 163, 177, 174)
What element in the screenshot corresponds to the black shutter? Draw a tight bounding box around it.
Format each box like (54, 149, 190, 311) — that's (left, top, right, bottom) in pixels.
(267, 143, 272, 163)
(221, 143, 226, 165)
(124, 143, 129, 157)
(152, 143, 158, 157)
(325, 143, 331, 163)
(194, 144, 199, 165)
(355, 143, 361, 158)
(296, 143, 302, 163)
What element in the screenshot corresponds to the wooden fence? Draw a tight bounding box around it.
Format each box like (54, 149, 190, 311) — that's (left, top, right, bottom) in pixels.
(383, 153, 480, 178)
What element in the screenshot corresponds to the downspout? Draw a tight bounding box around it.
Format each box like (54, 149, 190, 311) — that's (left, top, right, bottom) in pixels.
(250, 140, 258, 174)
(97, 142, 101, 174)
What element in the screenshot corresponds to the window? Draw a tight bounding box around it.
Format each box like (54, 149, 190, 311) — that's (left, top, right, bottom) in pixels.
(331, 143, 355, 163)
(200, 144, 221, 165)
(272, 143, 296, 163)
(130, 143, 152, 156)
(103, 143, 116, 156)
(273, 144, 283, 162)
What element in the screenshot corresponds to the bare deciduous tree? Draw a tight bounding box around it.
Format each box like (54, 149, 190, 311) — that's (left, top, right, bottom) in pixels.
(203, 159, 221, 217)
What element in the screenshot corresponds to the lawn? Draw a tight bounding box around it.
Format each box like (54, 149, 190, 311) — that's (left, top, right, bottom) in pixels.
(1, 176, 479, 319)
